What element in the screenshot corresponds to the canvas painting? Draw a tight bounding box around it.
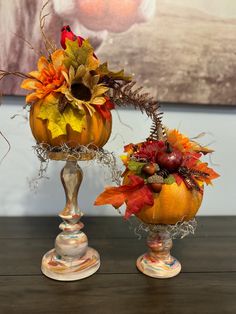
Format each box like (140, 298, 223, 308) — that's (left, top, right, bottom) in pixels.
(0, 0, 235, 105)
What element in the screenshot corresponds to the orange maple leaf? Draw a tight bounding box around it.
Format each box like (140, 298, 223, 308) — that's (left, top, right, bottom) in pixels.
(180, 152, 219, 185)
(191, 162, 220, 185)
(94, 175, 154, 219)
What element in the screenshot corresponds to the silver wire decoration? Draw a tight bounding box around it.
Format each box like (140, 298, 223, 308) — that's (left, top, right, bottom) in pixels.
(30, 143, 122, 190)
(133, 218, 197, 239)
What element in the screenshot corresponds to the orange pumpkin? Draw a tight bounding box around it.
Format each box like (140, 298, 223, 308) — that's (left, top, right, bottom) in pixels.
(136, 181, 203, 225)
(30, 102, 112, 148)
(123, 173, 203, 225)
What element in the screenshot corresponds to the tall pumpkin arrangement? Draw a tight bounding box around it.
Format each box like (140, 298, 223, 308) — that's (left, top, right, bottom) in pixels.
(0, 7, 133, 281)
(20, 26, 130, 149)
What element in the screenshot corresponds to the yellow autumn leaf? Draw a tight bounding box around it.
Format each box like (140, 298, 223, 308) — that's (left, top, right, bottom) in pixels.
(85, 53, 99, 71)
(38, 96, 86, 139)
(96, 62, 132, 81)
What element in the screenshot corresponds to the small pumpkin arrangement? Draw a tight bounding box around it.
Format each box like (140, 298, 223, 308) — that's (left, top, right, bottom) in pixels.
(95, 129, 219, 224)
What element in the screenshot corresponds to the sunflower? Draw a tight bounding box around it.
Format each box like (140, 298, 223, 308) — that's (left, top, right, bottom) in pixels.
(21, 50, 68, 103)
(59, 64, 109, 115)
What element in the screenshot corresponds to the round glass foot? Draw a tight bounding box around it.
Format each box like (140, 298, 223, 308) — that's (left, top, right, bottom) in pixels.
(136, 253, 181, 278)
(41, 247, 100, 281)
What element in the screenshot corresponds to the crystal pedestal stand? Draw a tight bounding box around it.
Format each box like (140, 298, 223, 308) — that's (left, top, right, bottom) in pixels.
(136, 230, 181, 278)
(41, 159, 100, 281)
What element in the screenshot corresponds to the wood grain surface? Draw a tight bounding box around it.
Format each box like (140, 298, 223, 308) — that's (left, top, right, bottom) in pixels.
(0, 216, 235, 314)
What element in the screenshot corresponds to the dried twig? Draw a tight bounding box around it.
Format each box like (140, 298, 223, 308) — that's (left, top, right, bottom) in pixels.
(39, 0, 57, 56)
(12, 32, 42, 57)
(0, 131, 11, 165)
(0, 70, 29, 81)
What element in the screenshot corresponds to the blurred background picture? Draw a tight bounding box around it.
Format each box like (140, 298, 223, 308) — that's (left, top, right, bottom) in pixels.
(0, 0, 235, 105)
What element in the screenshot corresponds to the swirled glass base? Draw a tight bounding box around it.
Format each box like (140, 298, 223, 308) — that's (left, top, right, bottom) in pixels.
(137, 253, 181, 278)
(41, 247, 100, 281)
(136, 230, 182, 278)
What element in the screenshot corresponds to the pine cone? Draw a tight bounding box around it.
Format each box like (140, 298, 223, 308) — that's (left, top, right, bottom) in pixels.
(157, 169, 169, 178)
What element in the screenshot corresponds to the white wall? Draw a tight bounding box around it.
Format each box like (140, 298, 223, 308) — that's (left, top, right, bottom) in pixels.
(0, 96, 233, 216)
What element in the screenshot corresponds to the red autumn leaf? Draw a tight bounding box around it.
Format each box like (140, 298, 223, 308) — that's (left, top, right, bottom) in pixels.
(95, 97, 115, 121)
(104, 97, 115, 110)
(124, 184, 153, 219)
(134, 140, 165, 162)
(172, 173, 183, 185)
(94, 175, 154, 219)
(181, 152, 202, 168)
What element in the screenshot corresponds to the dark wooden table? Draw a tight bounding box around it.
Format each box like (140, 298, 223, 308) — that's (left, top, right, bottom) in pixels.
(0, 216, 235, 314)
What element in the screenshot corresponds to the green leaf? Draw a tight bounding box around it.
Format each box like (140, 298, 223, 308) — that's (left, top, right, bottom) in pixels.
(97, 62, 132, 81)
(164, 175, 176, 185)
(127, 160, 145, 175)
(64, 39, 98, 70)
(38, 96, 86, 139)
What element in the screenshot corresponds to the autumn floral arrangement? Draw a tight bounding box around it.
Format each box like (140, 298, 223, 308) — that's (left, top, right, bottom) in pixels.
(95, 127, 219, 224)
(0, 10, 161, 153)
(1, 25, 132, 147)
(0, 3, 166, 183)
(0, 3, 219, 220)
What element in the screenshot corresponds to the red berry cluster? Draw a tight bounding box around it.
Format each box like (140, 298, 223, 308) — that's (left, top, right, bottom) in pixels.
(135, 140, 183, 172)
(134, 140, 184, 193)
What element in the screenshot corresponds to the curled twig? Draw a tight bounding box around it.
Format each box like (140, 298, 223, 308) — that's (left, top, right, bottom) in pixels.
(107, 80, 165, 140)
